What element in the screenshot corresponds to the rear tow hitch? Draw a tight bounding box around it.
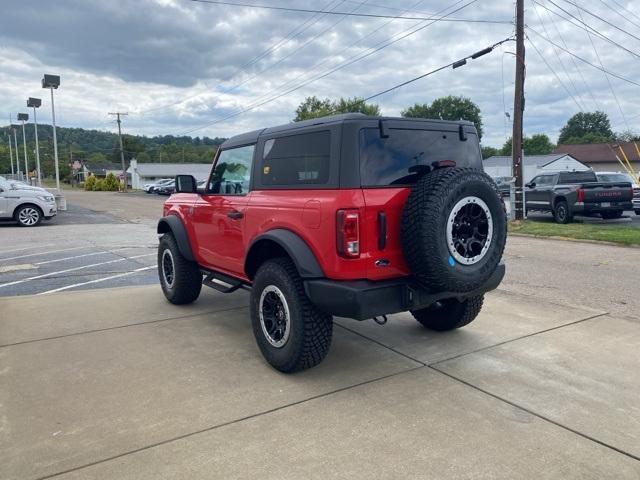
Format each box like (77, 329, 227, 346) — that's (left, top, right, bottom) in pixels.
(372, 315, 388, 325)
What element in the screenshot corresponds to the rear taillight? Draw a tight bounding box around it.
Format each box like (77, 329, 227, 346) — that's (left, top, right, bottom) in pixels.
(336, 209, 360, 258)
(576, 188, 584, 203)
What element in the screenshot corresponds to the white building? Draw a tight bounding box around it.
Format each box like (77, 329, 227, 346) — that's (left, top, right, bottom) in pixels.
(126, 160, 213, 190)
(483, 154, 590, 183)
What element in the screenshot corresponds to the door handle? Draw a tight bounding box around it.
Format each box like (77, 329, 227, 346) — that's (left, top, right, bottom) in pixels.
(227, 210, 243, 220)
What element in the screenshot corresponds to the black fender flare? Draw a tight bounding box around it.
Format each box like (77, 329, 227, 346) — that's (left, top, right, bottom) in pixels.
(157, 215, 194, 262)
(245, 229, 324, 279)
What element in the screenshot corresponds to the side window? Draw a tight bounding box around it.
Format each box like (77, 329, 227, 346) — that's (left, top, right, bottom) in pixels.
(260, 131, 330, 187)
(207, 144, 255, 195)
(530, 176, 541, 186)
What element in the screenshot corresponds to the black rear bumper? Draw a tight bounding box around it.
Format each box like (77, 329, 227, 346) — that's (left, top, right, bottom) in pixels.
(303, 264, 505, 321)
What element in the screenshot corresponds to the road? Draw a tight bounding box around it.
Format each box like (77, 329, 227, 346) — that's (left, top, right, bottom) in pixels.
(1, 189, 639, 320)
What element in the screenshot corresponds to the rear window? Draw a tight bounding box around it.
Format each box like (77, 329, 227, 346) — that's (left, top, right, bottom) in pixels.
(359, 128, 480, 186)
(597, 173, 632, 183)
(260, 131, 330, 186)
(558, 171, 597, 183)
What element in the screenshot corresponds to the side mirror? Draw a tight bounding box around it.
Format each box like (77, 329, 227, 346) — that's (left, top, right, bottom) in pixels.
(175, 175, 197, 193)
(526, 182, 535, 188)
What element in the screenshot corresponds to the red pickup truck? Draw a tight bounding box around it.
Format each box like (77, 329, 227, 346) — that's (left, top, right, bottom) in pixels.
(157, 114, 507, 372)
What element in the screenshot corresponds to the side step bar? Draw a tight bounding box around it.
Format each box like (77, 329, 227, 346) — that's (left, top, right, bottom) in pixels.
(202, 270, 251, 294)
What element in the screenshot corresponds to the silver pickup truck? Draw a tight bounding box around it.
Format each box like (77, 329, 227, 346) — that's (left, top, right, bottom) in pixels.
(0, 177, 57, 226)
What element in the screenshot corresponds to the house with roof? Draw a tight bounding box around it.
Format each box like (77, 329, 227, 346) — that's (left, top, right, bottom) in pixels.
(126, 160, 212, 190)
(483, 153, 589, 183)
(553, 142, 640, 173)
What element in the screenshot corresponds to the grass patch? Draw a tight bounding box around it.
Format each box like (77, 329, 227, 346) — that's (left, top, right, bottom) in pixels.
(509, 220, 640, 246)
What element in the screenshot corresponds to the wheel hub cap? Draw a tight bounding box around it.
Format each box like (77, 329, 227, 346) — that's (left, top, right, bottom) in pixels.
(446, 196, 493, 265)
(19, 208, 39, 226)
(259, 285, 290, 348)
(161, 249, 175, 288)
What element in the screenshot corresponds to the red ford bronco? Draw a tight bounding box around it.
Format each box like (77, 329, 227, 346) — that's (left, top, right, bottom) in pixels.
(157, 114, 506, 372)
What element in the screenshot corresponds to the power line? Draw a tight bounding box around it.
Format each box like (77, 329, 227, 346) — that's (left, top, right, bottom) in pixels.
(605, 0, 640, 25)
(530, 0, 640, 61)
(180, 35, 512, 136)
(596, 0, 640, 31)
(525, 27, 640, 88)
(532, 2, 584, 110)
(358, 37, 514, 103)
(556, 0, 640, 44)
(541, 0, 600, 110)
(526, 35, 583, 110)
(188, 0, 512, 24)
(138, 0, 343, 115)
(532, 0, 640, 59)
(572, 3, 629, 131)
(233, 0, 448, 114)
(176, 0, 483, 135)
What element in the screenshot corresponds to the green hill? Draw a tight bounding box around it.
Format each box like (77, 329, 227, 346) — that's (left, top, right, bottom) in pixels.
(1, 124, 226, 178)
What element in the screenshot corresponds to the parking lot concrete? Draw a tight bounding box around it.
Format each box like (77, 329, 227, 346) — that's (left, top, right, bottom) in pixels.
(1, 285, 639, 479)
(1, 190, 640, 478)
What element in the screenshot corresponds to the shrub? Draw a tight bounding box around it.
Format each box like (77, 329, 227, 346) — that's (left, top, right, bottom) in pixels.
(103, 172, 119, 191)
(95, 179, 105, 191)
(84, 175, 96, 191)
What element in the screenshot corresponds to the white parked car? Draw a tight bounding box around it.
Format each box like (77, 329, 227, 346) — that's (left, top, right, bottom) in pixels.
(143, 178, 172, 193)
(0, 177, 57, 226)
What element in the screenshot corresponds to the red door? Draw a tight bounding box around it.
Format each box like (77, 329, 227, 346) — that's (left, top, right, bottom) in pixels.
(191, 194, 250, 275)
(191, 144, 255, 277)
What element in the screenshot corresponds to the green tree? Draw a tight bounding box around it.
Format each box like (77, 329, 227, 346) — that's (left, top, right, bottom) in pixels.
(85, 174, 97, 191)
(103, 172, 119, 191)
(293, 96, 380, 122)
(402, 95, 483, 140)
(481, 146, 499, 159)
(558, 111, 613, 145)
(499, 134, 555, 156)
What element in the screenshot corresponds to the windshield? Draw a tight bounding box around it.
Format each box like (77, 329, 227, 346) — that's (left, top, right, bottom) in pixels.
(359, 127, 481, 186)
(597, 173, 633, 183)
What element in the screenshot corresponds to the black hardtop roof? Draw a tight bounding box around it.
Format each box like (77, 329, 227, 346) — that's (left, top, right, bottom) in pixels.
(220, 114, 476, 149)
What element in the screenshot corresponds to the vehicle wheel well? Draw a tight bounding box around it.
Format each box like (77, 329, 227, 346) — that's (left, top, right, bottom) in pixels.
(14, 203, 44, 219)
(157, 219, 171, 234)
(553, 196, 567, 207)
(245, 239, 290, 280)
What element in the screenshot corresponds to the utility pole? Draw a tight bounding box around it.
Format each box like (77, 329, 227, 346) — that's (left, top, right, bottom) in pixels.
(512, 0, 525, 220)
(109, 112, 128, 192)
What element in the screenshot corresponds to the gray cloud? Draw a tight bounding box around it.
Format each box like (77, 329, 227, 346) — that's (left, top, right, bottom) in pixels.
(1, 0, 640, 147)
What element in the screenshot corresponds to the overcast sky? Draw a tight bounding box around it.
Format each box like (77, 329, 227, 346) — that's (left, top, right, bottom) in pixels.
(1, 0, 639, 147)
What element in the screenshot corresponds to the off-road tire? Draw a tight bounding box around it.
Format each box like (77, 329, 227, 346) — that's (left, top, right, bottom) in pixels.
(553, 201, 572, 224)
(158, 233, 202, 304)
(250, 257, 332, 373)
(601, 211, 623, 220)
(15, 204, 43, 227)
(411, 295, 484, 331)
(400, 167, 506, 293)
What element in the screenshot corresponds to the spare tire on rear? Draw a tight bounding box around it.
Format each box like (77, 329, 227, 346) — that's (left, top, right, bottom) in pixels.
(400, 167, 506, 293)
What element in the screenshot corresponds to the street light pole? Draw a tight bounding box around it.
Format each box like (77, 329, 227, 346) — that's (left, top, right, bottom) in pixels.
(18, 113, 29, 181)
(7, 124, 14, 175)
(28, 98, 42, 186)
(13, 126, 20, 178)
(42, 74, 61, 191)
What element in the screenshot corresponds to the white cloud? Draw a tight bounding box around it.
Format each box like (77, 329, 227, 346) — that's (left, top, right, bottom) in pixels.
(1, 0, 639, 146)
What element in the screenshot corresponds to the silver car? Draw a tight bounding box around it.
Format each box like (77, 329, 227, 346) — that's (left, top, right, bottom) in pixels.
(0, 177, 57, 226)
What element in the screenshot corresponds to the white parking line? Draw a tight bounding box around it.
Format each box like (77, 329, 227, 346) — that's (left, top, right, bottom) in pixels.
(38, 266, 156, 295)
(0, 254, 155, 289)
(0, 243, 56, 255)
(34, 247, 146, 265)
(0, 245, 90, 262)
